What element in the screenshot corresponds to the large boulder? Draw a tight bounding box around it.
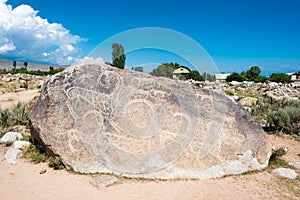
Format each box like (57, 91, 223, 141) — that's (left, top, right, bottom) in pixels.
(29, 64, 271, 179)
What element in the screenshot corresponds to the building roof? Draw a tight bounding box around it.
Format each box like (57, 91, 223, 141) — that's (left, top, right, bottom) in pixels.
(173, 66, 191, 74)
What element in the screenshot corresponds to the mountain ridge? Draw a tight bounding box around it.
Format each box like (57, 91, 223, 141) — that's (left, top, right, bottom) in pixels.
(0, 58, 69, 71)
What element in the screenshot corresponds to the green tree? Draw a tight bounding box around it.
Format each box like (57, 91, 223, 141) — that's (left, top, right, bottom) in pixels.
(23, 62, 28, 73)
(49, 66, 54, 75)
(226, 72, 245, 82)
(150, 63, 180, 78)
(269, 73, 291, 83)
(12, 61, 17, 72)
(111, 43, 126, 69)
(184, 70, 204, 81)
(246, 66, 261, 80)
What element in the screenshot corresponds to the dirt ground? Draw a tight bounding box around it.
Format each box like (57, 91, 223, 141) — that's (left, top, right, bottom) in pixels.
(0, 90, 299, 200)
(0, 89, 40, 109)
(0, 134, 298, 200)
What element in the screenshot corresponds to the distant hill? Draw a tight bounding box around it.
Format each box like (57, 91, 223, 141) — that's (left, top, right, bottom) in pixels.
(0, 58, 69, 71)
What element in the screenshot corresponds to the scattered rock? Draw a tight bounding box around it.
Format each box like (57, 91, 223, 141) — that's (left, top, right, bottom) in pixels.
(5, 148, 23, 164)
(29, 64, 271, 179)
(268, 82, 278, 87)
(274, 168, 298, 179)
(39, 169, 47, 174)
(288, 162, 300, 169)
(90, 176, 119, 188)
(0, 132, 23, 144)
(286, 97, 299, 103)
(229, 81, 240, 86)
(13, 141, 31, 149)
(232, 95, 239, 101)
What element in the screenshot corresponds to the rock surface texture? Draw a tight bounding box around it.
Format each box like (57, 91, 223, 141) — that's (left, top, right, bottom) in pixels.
(29, 64, 271, 179)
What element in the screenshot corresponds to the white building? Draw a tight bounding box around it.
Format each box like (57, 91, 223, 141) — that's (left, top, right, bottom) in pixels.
(215, 73, 230, 82)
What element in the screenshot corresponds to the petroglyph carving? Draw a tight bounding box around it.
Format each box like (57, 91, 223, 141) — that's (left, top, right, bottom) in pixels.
(29, 64, 271, 179)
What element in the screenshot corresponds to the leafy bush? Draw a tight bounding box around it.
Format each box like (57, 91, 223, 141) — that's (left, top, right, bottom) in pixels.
(0, 102, 28, 128)
(250, 98, 300, 136)
(150, 63, 179, 78)
(226, 72, 245, 82)
(268, 147, 289, 168)
(23, 144, 48, 163)
(269, 73, 291, 83)
(48, 156, 65, 170)
(23, 136, 65, 170)
(184, 70, 204, 81)
(267, 107, 300, 135)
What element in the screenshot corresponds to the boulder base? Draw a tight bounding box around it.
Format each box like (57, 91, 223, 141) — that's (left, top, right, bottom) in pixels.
(29, 64, 271, 179)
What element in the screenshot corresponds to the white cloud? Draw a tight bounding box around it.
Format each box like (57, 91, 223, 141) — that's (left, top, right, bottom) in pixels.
(0, 42, 16, 53)
(42, 52, 50, 57)
(67, 56, 73, 61)
(0, 1, 82, 64)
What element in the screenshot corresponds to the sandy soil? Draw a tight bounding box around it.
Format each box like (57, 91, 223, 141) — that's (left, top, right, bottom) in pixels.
(0, 91, 299, 200)
(0, 134, 299, 200)
(0, 89, 40, 109)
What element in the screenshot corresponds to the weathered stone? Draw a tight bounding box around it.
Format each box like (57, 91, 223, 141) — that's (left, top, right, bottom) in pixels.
(29, 64, 271, 179)
(288, 162, 300, 169)
(274, 168, 298, 179)
(13, 141, 31, 149)
(5, 147, 23, 164)
(90, 176, 119, 188)
(0, 132, 23, 144)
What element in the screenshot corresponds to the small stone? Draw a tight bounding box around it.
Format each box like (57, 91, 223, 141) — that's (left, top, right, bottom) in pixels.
(13, 141, 31, 149)
(90, 176, 119, 188)
(5, 148, 23, 164)
(39, 169, 47, 174)
(274, 168, 298, 179)
(0, 132, 23, 144)
(288, 162, 300, 170)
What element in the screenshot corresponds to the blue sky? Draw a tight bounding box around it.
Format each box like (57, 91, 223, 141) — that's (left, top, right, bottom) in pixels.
(1, 0, 300, 74)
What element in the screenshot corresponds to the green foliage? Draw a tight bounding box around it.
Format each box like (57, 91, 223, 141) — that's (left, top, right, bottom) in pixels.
(0, 102, 28, 128)
(5, 141, 13, 147)
(48, 156, 65, 170)
(226, 66, 264, 82)
(226, 72, 245, 82)
(150, 63, 180, 78)
(111, 43, 126, 69)
(23, 144, 48, 163)
(12, 61, 16, 71)
(269, 73, 291, 83)
(9, 66, 64, 76)
(0, 68, 7, 74)
(250, 97, 300, 136)
(23, 62, 28, 73)
(22, 135, 65, 170)
(245, 66, 261, 79)
(184, 70, 204, 81)
(268, 147, 289, 168)
(12, 102, 28, 125)
(267, 106, 300, 135)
